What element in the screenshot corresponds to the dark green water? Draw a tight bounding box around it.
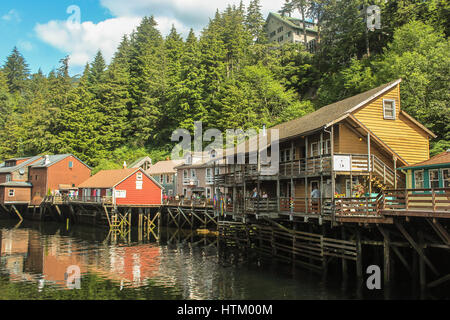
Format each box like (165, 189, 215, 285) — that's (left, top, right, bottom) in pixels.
(0, 220, 444, 300)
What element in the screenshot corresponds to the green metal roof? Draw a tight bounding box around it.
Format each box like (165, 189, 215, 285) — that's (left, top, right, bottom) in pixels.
(266, 12, 318, 34)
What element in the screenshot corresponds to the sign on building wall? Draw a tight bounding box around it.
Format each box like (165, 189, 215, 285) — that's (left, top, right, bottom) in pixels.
(115, 190, 127, 198)
(334, 155, 351, 172)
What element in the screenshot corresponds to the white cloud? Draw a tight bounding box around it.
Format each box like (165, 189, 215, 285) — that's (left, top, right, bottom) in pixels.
(35, 0, 288, 71)
(100, 0, 284, 28)
(35, 17, 141, 67)
(2, 9, 21, 22)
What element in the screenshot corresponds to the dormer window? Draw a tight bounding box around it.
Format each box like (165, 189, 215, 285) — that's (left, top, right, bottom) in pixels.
(383, 99, 396, 120)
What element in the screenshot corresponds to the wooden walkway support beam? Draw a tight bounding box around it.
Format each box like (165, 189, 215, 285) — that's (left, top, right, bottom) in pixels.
(394, 221, 439, 277)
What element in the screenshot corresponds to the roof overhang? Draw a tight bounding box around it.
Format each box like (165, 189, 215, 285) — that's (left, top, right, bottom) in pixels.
(344, 115, 409, 167)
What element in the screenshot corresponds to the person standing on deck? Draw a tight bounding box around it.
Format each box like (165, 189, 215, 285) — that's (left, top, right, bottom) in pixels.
(310, 187, 320, 214)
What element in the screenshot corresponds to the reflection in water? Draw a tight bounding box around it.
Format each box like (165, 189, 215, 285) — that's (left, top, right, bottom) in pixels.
(0, 220, 445, 300)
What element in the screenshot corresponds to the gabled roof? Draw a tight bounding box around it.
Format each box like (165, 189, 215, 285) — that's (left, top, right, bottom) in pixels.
(0, 156, 43, 174)
(130, 156, 152, 168)
(78, 168, 163, 189)
(30, 154, 92, 170)
(146, 160, 185, 175)
(272, 79, 413, 141)
(266, 12, 317, 33)
(400, 150, 450, 169)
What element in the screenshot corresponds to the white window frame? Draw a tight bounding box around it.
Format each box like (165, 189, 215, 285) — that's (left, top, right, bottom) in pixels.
(69, 161, 73, 169)
(190, 169, 197, 179)
(8, 189, 15, 197)
(383, 99, 396, 120)
(442, 169, 450, 188)
(136, 172, 143, 181)
(6, 174, 11, 182)
(414, 170, 424, 189)
(310, 142, 319, 157)
(322, 139, 331, 155)
(429, 169, 440, 189)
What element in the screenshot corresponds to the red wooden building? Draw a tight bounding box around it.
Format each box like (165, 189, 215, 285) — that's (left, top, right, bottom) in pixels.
(77, 168, 163, 206)
(29, 154, 92, 205)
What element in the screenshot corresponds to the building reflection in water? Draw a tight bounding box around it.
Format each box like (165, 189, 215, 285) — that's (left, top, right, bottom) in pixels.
(0, 225, 229, 297)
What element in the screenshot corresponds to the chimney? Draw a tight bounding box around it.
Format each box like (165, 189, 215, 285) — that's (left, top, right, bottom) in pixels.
(44, 155, 50, 165)
(123, 161, 127, 169)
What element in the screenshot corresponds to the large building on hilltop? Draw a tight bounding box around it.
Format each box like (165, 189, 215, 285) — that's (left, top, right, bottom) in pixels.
(266, 12, 318, 50)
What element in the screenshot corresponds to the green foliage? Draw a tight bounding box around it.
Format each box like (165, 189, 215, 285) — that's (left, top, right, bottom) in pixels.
(0, 2, 448, 166)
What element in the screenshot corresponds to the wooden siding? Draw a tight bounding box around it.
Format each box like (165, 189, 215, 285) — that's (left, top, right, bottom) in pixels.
(353, 84, 430, 165)
(337, 122, 395, 170)
(0, 186, 31, 204)
(115, 172, 162, 206)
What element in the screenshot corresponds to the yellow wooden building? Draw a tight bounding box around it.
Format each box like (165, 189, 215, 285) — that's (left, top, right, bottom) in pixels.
(216, 79, 436, 217)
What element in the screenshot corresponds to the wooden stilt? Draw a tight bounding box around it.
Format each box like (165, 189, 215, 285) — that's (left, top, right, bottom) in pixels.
(341, 227, 348, 279)
(356, 228, 363, 280)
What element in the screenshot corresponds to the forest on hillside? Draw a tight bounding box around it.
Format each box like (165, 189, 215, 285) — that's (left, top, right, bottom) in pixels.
(0, 0, 449, 172)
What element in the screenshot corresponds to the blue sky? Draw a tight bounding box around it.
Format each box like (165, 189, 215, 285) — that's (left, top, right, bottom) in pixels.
(0, 0, 290, 76)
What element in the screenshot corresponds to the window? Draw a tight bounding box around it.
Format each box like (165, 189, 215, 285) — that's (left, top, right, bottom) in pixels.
(270, 31, 276, 38)
(321, 139, 331, 155)
(280, 149, 292, 163)
(277, 26, 284, 33)
(160, 175, 164, 183)
(183, 170, 188, 179)
(136, 172, 143, 181)
(35, 175, 38, 181)
(6, 174, 11, 182)
(443, 169, 450, 188)
(191, 169, 196, 178)
(287, 31, 292, 38)
(310, 142, 319, 157)
(383, 99, 396, 120)
(183, 188, 187, 197)
(414, 170, 424, 189)
(168, 190, 173, 196)
(8, 189, 14, 197)
(206, 187, 211, 199)
(69, 161, 73, 168)
(206, 168, 213, 185)
(278, 36, 284, 42)
(429, 169, 440, 189)
(210, 149, 216, 159)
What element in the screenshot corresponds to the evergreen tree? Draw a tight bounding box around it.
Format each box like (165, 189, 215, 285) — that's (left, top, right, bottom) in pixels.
(246, 0, 267, 43)
(129, 16, 166, 147)
(3, 47, 30, 93)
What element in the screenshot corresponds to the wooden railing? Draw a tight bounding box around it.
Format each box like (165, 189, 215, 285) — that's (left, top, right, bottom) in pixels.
(383, 188, 450, 213)
(43, 195, 113, 205)
(165, 199, 215, 207)
(215, 153, 404, 189)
